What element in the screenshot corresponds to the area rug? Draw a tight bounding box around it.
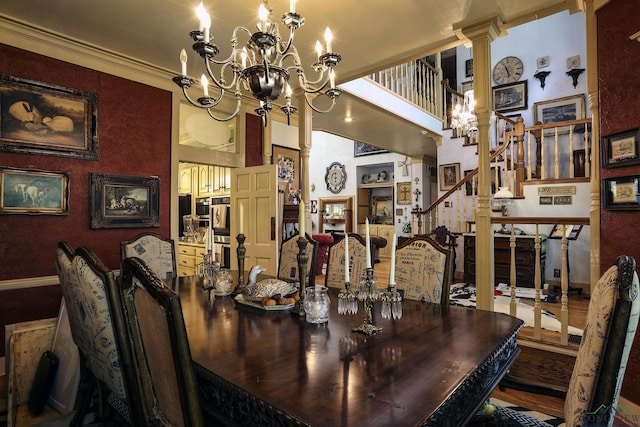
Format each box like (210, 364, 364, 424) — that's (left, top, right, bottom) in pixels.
(485, 397, 566, 427)
(450, 283, 583, 337)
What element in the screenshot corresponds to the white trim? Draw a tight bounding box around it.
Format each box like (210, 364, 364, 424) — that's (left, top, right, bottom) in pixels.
(0, 275, 59, 291)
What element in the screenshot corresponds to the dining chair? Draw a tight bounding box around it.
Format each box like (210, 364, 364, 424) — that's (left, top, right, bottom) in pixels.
(278, 232, 319, 285)
(325, 233, 368, 288)
(119, 256, 204, 427)
(423, 225, 457, 272)
(491, 255, 639, 427)
(56, 244, 144, 426)
(120, 232, 177, 284)
(394, 235, 453, 305)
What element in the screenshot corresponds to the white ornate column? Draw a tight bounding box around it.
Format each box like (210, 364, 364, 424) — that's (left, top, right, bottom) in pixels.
(298, 94, 312, 235)
(455, 17, 502, 311)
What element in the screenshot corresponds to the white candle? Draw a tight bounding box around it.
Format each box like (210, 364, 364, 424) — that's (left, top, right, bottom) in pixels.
(200, 74, 209, 97)
(324, 27, 333, 53)
(179, 49, 187, 76)
(315, 40, 322, 61)
(210, 227, 215, 252)
(365, 218, 371, 269)
(290, 0, 296, 13)
(329, 69, 335, 89)
(258, 4, 268, 32)
(345, 234, 350, 282)
(196, 3, 211, 41)
(298, 199, 305, 235)
(388, 233, 397, 285)
(239, 204, 244, 234)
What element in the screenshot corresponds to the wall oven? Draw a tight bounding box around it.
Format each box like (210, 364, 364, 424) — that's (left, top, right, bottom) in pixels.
(195, 196, 231, 268)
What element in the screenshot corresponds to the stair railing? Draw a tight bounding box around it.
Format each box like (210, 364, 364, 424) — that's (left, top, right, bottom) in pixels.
(367, 58, 443, 119)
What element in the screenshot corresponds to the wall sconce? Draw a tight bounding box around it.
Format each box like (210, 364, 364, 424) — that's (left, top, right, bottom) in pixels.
(566, 68, 585, 88)
(533, 70, 551, 89)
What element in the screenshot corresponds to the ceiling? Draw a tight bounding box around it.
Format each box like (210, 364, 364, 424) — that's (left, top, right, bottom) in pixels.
(0, 0, 577, 158)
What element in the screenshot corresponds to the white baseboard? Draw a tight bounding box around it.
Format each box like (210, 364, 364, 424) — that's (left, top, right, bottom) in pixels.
(0, 275, 59, 291)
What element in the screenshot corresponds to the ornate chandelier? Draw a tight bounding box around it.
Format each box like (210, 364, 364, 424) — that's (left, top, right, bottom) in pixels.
(451, 90, 477, 134)
(173, 1, 342, 125)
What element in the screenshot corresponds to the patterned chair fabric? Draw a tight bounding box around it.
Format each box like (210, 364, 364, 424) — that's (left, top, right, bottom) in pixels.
(325, 233, 368, 289)
(278, 232, 319, 285)
(486, 255, 640, 427)
(395, 236, 452, 305)
(56, 244, 142, 426)
(120, 257, 204, 427)
(121, 232, 177, 283)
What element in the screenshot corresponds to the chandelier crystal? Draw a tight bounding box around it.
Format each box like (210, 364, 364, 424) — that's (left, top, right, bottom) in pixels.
(173, 1, 342, 125)
(451, 90, 477, 134)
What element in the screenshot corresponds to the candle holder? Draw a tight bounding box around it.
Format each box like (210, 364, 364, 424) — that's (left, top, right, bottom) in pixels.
(232, 233, 247, 296)
(198, 250, 220, 299)
(380, 283, 403, 320)
(351, 268, 383, 336)
(292, 236, 309, 316)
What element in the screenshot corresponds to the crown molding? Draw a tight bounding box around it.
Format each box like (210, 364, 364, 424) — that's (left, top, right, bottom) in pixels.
(0, 14, 176, 91)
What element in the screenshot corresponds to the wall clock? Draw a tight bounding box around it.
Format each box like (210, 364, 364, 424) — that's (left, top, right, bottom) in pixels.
(492, 56, 524, 85)
(325, 162, 346, 194)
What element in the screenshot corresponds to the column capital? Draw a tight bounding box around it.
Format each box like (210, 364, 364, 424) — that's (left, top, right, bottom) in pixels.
(453, 15, 504, 45)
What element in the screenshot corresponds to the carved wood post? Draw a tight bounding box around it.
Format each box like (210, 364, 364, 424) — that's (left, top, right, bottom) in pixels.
(515, 117, 525, 197)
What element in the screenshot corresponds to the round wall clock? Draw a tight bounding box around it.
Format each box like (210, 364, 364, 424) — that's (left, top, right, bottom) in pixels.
(492, 56, 524, 85)
(325, 162, 346, 194)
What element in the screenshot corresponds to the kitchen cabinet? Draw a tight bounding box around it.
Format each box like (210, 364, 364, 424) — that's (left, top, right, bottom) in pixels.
(178, 165, 194, 195)
(177, 243, 206, 277)
(198, 165, 231, 197)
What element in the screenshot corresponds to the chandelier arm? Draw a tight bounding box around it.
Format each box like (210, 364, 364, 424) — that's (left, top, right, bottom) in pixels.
(205, 92, 243, 122)
(203, 59, 237, 92)
(180, 85, 224, 110)
(303, 92, 337, 114)
(276, 26, 295, 56)
(296, 71, 329, 94)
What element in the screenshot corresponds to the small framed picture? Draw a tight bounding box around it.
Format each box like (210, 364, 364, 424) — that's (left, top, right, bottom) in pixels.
(439, 163, 460, 191)
(465, 59, 473, 78)
(90, 172, 160, 228)
(602, 176, 640, 210)
(549, 224, 583, 240)
(492, 81, 528, 112)
(602, 128, 640, 168)
(0, 166, 69, 215)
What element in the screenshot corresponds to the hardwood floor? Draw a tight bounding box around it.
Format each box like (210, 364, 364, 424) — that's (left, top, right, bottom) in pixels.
(316, 257, 588, 419)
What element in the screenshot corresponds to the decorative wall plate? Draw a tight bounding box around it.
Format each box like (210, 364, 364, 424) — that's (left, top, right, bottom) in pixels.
(325, 162, 346, 194)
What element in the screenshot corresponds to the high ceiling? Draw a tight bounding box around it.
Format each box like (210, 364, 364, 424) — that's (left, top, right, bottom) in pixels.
(0, 0, 577, 157)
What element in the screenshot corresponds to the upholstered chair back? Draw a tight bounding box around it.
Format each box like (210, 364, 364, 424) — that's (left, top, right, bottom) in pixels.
(325, 233, 368, 289)
(564, 255, 639, 426)
(57, 245, 142, 425)
(395, 236, 452, 305)
(278, 232, 318, 285)
(120, 257, 203, 427)
(121, 232, 177, 283)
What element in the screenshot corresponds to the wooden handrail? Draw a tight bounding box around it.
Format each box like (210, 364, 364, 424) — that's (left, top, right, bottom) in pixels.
(413, 141, 510, 217)
(492, 216, 589, 226)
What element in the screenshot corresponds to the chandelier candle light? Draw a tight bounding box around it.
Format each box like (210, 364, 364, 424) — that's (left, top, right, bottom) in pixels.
(451, 90, 477, 135)
(173, 1, 342, 125)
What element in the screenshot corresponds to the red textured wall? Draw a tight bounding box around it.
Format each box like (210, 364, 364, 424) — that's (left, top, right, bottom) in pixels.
(245, 113, 263, 167)
(0, 44, 172, 356)
(598, 0, 640, 403)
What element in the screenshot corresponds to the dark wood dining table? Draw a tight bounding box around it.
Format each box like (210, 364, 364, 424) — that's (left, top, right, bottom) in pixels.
(176, 275, 523, 426)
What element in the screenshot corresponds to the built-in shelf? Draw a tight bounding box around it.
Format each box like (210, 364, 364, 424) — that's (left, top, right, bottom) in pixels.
(358, 182, 393, 189)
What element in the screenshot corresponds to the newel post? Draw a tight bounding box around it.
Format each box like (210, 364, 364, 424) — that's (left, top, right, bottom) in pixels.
(514, 116, 525, 197)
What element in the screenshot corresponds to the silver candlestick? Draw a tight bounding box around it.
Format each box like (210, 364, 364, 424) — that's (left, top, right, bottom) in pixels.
(351, 268, 382, 336)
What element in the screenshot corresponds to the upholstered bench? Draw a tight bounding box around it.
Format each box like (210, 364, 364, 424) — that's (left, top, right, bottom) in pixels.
(312, 233, 334, 275)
